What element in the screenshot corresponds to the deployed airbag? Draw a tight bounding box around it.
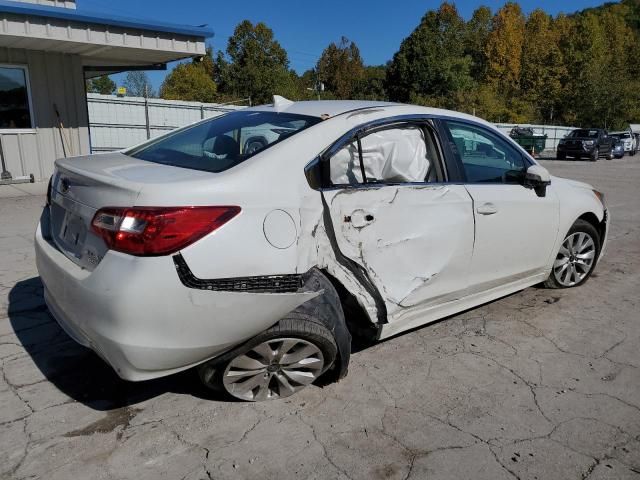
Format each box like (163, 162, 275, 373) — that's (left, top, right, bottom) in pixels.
(330, 127, 430, 185)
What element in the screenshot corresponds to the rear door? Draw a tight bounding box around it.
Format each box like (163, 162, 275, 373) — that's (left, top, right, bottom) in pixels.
(321, 120, 474, 321)
(439, 119, 559, 293)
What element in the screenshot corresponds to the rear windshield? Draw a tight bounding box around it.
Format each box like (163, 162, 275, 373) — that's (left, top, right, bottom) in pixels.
(570, 129, 599, 138)
(126, 111, 320, 173)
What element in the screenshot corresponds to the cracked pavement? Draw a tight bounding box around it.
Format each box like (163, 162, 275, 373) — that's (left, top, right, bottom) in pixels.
(1, 158, 639, 480)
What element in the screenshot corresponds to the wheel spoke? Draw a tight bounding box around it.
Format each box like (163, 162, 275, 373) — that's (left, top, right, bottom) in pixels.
(574, 261, 590, 272)
(251, 343, 276, 363)
(280, 344, 320, 366)
(281, 368, 316, 385)
(576, 250, 595, 261)
(554, 256, 570, 268)
(274, 339, 300, 362)
(578, 236, 593, 253)
(253, 382, 272, 401)
(283, 356, 324, 370)
(225, 368, 265, 381)
(562, 264, 572, 284)
(231, 373, 268, 396)
(274, 372, 296, 395)
(559, 244, 571, 257)
(231, 355, 268, 371)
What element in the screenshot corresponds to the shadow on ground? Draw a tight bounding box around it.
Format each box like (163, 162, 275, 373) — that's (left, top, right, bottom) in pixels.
(8, 277, 230, 410)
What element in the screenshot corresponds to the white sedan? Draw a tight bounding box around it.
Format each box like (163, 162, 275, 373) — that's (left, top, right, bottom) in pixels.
(35, 98, 609, 401)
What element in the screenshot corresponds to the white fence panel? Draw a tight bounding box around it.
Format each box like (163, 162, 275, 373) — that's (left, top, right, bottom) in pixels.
(87, 95, 578, 157)
(495, 123, 577, 152)
(87, 93, 245, 152)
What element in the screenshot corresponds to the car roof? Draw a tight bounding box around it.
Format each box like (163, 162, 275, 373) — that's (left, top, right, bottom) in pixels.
(244, 99, 497, 129)
(245, 100, 403, 118)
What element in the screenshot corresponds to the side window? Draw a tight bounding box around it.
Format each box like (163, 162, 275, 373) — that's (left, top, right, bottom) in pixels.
(329, 125, 440, 186)
(443, 121, 525, 184)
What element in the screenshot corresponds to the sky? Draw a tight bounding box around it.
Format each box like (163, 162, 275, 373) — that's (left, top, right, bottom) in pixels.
(77, 0, 607, 90)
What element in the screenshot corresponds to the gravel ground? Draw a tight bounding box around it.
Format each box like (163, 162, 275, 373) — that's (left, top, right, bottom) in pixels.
(1, 157, 639, 480)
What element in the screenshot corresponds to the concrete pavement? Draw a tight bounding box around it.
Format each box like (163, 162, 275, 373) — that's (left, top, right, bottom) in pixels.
(1, 157, 639, 479)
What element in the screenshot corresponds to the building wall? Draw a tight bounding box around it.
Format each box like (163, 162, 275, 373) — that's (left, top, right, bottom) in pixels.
(0, 48, 89, 181)
(10, 0, 76, 9)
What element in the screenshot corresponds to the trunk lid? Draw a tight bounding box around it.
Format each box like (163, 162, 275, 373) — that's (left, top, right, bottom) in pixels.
(49, 152, 214, 270)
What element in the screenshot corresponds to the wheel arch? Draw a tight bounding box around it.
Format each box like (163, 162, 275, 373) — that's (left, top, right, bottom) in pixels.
(294, 268, 354, 381)
(577, 211, 606, 247)
(320, 269, 381, 343)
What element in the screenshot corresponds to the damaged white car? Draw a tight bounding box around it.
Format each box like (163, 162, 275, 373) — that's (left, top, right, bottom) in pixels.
(35, 98, 609, 401)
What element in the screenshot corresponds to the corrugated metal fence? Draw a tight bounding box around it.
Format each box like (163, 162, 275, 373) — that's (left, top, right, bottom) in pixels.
(87, 93, 246, 153)
(495, 123, 576, 154)
(87, 95, 576, 155)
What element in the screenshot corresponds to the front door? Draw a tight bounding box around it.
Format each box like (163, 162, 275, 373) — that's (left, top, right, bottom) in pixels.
(322, 122, 475, 321)
(440, 120, 559, 293)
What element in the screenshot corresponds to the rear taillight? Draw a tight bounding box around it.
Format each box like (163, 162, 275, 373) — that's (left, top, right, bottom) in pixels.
(91, 206, 240, 256)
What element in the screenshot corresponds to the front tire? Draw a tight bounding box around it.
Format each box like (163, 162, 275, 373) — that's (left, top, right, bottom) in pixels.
(557, 152, 566, 160)
(590, 149, 598, 161)
(544, 219, 600, 289)
(199, 316, 337, 401)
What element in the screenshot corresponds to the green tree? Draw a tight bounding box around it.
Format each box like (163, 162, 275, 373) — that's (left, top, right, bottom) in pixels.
(386, 3, 472, 103)
(316, 37, 365, 99)
(159, 63, 218, 103)
(354, 65, 387, 100)
(86, 75, 116, 95)
(484, 2, 526, 96)
(465, 6, 492, 82)
(123, 71, 155, 98)
(216, 20, 292, 104)
(520, 9, 566, 123)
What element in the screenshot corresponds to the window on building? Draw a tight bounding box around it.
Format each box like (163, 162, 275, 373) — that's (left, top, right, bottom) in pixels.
(0, 65, 34, 130)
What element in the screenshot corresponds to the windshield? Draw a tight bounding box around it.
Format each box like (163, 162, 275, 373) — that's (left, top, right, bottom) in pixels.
(127, 111, 321, 173)
(570, 129, 599, 138)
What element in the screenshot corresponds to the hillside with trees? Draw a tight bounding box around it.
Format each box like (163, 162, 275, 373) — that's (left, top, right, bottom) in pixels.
(93, 1, 640, 129)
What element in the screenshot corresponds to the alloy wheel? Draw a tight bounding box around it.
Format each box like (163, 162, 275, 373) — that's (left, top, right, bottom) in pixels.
(553, 232, 596, 287)
(222, 338, 325, 401)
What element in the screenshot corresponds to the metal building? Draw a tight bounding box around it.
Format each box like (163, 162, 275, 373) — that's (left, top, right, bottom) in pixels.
(0, 0, 213, 184)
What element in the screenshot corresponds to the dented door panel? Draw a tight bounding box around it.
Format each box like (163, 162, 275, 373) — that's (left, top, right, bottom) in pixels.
(322, 184, 474, 319)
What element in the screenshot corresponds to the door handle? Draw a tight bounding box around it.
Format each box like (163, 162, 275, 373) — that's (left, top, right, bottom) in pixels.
(476, 202, 498, 215)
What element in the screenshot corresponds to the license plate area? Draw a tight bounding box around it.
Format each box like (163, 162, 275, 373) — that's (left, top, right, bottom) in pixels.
(59, 210, 88, 257)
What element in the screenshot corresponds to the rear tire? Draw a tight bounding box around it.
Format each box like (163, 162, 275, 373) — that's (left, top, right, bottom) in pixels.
(607, 150, 614, 160)
(543, 219, 600, 289)
(199, 316, 337, 402)
(557, 152, 566, 160)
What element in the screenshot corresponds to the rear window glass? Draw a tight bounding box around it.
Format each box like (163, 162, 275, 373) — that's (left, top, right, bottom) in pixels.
(126, 111, 320, 173)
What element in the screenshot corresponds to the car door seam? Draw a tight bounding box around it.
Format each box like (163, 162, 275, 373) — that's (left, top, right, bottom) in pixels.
(320, 192, 388, 325)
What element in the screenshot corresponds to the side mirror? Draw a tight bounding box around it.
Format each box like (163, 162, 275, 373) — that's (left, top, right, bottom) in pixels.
(525, 164, 551, 197)
(304, 157, 323, 190)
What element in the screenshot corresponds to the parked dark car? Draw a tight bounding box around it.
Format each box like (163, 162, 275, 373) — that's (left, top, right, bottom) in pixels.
(611, 138, 625, 159)
(557, 128, 613, 161)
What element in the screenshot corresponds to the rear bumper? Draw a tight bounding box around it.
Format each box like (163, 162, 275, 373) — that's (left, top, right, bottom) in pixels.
(35, 208, 316, 381)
